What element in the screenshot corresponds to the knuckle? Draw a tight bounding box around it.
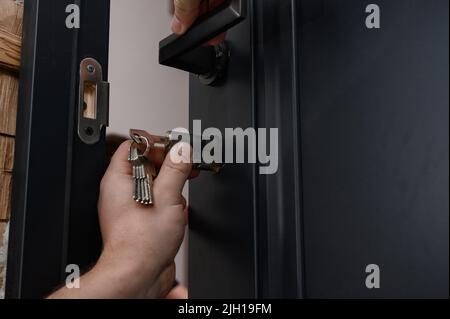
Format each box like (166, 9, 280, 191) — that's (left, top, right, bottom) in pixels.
(154, 190, 177, 207)
(166, 160, 191, 177)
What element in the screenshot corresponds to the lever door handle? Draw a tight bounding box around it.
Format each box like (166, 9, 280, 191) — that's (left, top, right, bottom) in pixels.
(159, 0, 247, 85)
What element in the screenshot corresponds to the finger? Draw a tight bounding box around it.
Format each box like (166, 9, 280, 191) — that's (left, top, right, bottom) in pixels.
(153, 142, 193, 206)
(106, 141, 132, 176)
(207, 33, 226, 45)
(198, 0, 210, 15)
(183, 203, 189, 218)
(180, 196, 189, 219)
(171, 0, 202, 34)
(189, 170, 200, 179)
(165, 284, 188, 299)
(210, 0, 225, 7)
(156, 263, 176, 298)
(199, 0, 226, 14)
(206, 0, 227, 44)
(106, 134, 128, 165)
(181, 196, 187, 209)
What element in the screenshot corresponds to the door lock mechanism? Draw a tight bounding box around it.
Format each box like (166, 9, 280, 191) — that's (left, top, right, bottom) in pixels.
(159, 0, 247, 86)
(78, 58, 109, 145)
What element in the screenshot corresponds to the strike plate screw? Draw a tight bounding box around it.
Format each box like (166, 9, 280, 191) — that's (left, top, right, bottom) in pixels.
(86, 65, 95, 73)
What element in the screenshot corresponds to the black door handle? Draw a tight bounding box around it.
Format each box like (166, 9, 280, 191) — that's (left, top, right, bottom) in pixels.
(159, 0, 247, 85)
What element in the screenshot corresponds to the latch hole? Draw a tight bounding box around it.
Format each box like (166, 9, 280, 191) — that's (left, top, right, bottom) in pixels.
(83, 81, 98, 120)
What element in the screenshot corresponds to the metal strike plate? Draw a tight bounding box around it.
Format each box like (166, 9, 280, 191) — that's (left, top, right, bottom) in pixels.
(78, 58, 110, 145)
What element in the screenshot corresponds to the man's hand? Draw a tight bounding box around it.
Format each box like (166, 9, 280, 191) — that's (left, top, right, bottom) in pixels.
(49, 141, 192, 299)
(171, 0, 226, 45)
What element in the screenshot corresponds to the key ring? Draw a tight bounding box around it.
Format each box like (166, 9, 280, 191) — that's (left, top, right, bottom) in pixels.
(130, 133, 151, 159)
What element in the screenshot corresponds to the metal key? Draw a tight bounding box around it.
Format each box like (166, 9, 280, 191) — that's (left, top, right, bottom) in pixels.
(127, 128, 224, 205)
(128, 142, 154, 205)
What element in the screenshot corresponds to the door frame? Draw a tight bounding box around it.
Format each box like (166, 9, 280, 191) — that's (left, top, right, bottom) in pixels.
(6, 0, 110, 298)
(188, 0, 306, 298)
(253, 0, 306, 298)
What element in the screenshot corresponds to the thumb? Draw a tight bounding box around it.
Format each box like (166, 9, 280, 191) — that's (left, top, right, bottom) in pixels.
(153, 143, 193, 206)
(171, 0, 202, 34)
(106, 141, 133, 176)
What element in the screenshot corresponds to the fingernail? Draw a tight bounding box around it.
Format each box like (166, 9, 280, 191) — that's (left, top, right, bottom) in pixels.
(171, 16, 183, 34)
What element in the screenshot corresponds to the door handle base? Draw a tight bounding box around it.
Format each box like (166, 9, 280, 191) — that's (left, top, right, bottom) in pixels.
(159, 0, 246, 86)
(197, 42, 229, 86)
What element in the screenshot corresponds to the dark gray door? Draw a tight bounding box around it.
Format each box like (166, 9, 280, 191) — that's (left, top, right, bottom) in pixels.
(188, 5, 257, 298)
(6, 0, 110, 298)
(298, 0, 448, 298)
(188, 0, 448, 298)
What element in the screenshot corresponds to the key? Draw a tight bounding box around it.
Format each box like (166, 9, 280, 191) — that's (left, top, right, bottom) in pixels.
(141, 172, 154, 205)
(127, 128, 226, 206)
(128, 140, 154, 205)
(145, 166, 155, 205)
(128, 145, 140, 201)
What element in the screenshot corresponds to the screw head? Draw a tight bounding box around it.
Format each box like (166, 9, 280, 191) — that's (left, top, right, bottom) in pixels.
(86, 65, 95, 73)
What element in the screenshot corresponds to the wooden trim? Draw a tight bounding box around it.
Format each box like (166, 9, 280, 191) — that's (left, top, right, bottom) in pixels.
(0, 172, 12, 221)
(0, 135, 14, 173)
(0, 134, 14, 221)
(0, 27, 21, 72)
(0, 72, 19, 136)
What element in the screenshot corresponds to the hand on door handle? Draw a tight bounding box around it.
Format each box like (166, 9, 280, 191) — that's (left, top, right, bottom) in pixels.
(160, 0, 247, 85)
(170, 0, 227, 45)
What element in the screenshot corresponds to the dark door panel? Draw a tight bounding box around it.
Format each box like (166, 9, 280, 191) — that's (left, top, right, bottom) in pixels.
(188, 15, 257, 298)
(6, 0, 110, 298)
(189, 0, 448, 299)
(298, 0, 449, 298)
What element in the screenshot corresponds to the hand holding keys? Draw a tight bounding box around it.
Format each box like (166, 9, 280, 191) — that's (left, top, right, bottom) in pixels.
(127, 129, 224, 206)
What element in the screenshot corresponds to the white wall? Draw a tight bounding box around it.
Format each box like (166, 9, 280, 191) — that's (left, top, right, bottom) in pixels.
(109, 0, 189, 286)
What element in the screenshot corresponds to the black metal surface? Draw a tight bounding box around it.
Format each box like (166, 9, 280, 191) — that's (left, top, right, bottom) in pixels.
(298, 0, 449, 298)
(6, 0, 110, 298)
(189, 0, 448, 298)
(66, 0, 110, 279)
(159, 0, 246, 76)
(188, 1, 257, 298)
(189, 0, 305, 298)
(253, 0, 305, 299)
